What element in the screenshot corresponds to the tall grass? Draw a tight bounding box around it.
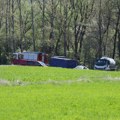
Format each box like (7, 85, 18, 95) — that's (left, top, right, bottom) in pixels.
(0, 65, 120, 82)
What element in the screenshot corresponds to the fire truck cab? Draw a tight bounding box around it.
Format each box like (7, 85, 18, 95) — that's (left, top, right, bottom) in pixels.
(12, 52, 48, 66)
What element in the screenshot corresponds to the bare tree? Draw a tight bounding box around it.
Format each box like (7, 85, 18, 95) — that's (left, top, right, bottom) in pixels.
(112, 1, 120, 59)
(71, 0, 95, 61)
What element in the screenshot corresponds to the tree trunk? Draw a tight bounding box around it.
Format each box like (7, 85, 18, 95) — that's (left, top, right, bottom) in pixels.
(98, 0, 102, 58)
(55, 0, 62, 55)
(31, 0, 35, 51)
(12, 0, 15, 52)
(18, 0, 23, 52)
(6, 0, 9, 52)
(55, 30, 62, 55)
(42, 0, 45, 44)
(74, 21, 80, 59)
(8, 0, 11, 52)
(63, 2, 67, 56)
(112, 9, 120, 59)
(79, 25, 86, 59)
(50, 0, 54, 41)
(118, 30, 120, 59)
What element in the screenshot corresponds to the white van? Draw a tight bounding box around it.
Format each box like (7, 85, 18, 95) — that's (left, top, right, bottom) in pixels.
(94, 57, 116, 70)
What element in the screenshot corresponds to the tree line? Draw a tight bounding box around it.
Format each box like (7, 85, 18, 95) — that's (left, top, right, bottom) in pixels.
(0, 0, 120, 68)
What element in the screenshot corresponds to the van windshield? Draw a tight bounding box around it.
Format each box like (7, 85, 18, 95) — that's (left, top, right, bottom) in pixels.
(96, 59, 107, 66)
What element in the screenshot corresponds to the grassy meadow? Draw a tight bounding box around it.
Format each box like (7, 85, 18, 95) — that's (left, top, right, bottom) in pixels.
(0, 65, 120, 120)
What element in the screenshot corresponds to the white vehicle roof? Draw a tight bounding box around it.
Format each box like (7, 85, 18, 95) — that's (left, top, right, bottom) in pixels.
(101, 57, 116, 65)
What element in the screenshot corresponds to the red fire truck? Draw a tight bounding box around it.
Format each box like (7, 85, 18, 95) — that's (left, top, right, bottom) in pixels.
(12, 52, 48, 66)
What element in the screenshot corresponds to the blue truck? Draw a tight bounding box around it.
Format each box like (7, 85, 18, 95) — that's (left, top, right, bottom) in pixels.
(50, 56, 77, 68)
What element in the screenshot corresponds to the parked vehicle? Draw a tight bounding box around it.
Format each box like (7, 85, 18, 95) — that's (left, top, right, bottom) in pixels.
(74, 65, 89, 70)
(94, 57, 116, 70)
(50, 56, 77, 68)
(12, 52, 48, 66)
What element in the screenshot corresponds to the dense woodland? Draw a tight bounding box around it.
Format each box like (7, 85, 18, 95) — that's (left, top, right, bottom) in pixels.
(0, 0, 120, 68)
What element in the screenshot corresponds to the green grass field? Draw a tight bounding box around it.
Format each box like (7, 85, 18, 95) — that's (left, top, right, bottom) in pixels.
(0, 66, 120, 120)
